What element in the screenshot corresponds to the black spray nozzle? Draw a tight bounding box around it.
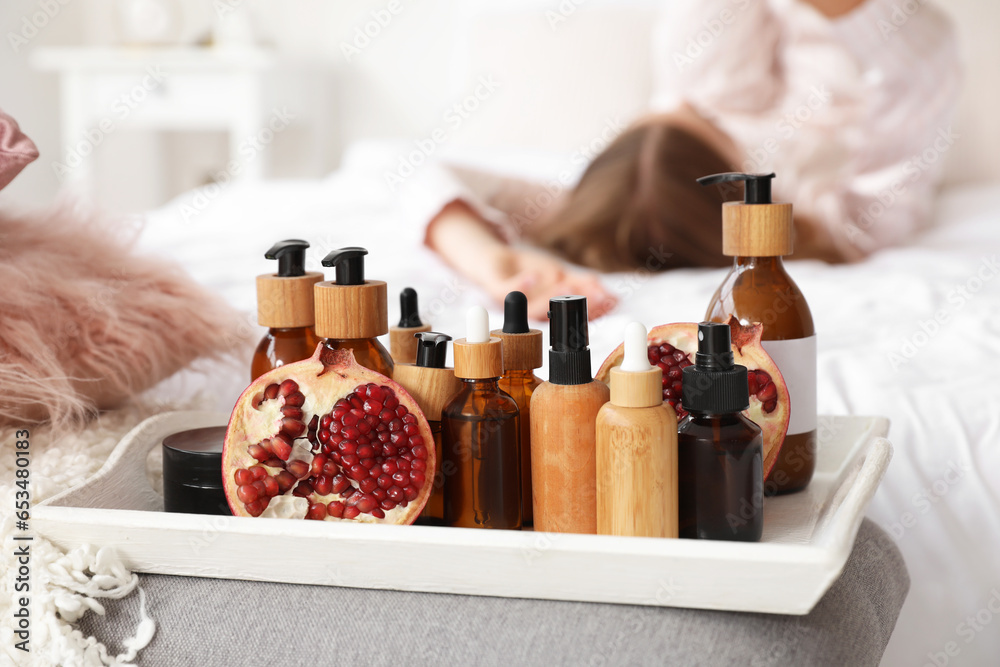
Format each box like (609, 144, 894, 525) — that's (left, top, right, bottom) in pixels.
(265, 239, 309, 277)
(696, 172, 775, 204)
(502, 291, 530, 334)
(398, 288, 423, 328)
(695, 322, 735, 371)
(321, 247, 367, 285)
(547, 296, 592, 385)
(414, 332, 451, 369)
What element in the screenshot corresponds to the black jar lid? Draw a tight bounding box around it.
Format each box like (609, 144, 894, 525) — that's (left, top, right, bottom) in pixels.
(162, 426, 227, 488)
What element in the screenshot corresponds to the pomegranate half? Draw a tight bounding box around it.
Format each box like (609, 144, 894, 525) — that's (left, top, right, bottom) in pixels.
(223, 346, 435, 523)
(596, 317, 789, 476)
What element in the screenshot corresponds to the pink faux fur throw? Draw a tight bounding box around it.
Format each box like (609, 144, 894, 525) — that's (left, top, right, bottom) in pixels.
(0, 203, 248, 429)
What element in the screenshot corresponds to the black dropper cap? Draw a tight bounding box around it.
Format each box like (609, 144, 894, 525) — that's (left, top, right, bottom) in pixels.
(414, 332, 451, 369)
(502, 291, 530, 334)
(681, 322, 750, 414)
(696, 172, 775, 204)
(398, 288, 424, 328)
(547, 295, 592, 385)
(265, 239, 309, 277)
(321, 247, 367, 285)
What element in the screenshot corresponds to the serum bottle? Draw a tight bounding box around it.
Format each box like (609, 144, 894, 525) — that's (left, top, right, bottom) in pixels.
(491, 291, 543, 528)
(699, 172, 816, 494)
(389, 287, 432, 364)
(596, 322, 678, 538)
(531, 296, 610, 535)
(252, 239, 323, 381)
(315, 247, 394, 377)
(393, 332, 462, 525)
(678, 322, 763, 542)
(442, 307, 522, 530)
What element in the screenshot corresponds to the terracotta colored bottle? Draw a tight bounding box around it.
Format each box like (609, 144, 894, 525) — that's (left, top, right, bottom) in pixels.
(699, 172, 816, 495)
(389, 287, 432, 364)
(531, 296, 609, 535)
(442, 307, 522, 530)
(677, 322, 763, 542)
(251, 239, 323, 381)
(596, 322, 678, 538)
(314, 247, 394, 378)
(491, 291, 543, 528)
(393, 332, 462, 525)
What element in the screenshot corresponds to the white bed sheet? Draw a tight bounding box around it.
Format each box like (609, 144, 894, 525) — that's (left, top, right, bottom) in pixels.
(138, 145, 1000, 667)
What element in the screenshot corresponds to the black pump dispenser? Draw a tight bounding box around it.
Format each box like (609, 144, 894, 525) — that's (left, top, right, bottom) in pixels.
(502, 291, 530, 334)
(399, 287, 424, 328)
(414, 332, 451, 369)
(322, 247, 367, 285)
(697, 172, 775, 204)
(682, 322, 750, 414)
(265, 239, 309, 277)
(547, 295, 592, 385)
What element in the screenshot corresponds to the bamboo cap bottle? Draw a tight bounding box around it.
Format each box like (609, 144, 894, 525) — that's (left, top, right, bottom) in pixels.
(256, 239, 323, 328)
(453, 306, 504, 380)
(609, 322, 662, 408)
(490, 291, 543, 372)
(392, 333, 461, 421)
(314, 247, 388, 340)
(697, 172, 793, 257)
(389, 287, 432, 364)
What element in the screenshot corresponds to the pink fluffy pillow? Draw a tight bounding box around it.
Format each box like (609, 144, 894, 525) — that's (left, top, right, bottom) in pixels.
(0, 204, 249, 428)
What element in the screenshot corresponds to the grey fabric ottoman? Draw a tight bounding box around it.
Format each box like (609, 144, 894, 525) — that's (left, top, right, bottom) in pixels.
(78, 519, 907, 666)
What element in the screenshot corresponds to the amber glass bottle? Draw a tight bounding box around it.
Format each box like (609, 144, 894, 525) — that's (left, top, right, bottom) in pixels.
(252, 239, 323, 381)
(677, 323, 763, 542)
(315, 247, 394, 378)
(442, 307, 521, 530)
(491, 291, 543, 527)
(699, 172, 816, 495)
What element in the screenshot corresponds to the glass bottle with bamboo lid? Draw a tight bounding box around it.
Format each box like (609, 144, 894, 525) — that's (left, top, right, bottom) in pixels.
(314, 247, 394, 378)
(389, 287, 432, 364)
(490, 291, 543, 528)
(252, 239, 323, 381)
(393, 332, 462, 526)
(698, 172, 816, 495)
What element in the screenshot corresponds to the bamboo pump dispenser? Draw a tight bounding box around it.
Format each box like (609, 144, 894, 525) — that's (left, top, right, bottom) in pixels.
(389, 288, 432, 364)
(315, 247, 394, 377)
(698, 172, 793, 257)
(596, 323, 678, 538)
(252, 239, 323, 380)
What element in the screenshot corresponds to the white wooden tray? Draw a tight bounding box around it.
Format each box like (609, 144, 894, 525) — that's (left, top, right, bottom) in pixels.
(35, 413, 891, 615)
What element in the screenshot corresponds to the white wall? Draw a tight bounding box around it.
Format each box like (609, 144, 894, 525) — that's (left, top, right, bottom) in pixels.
(1, 0, 997, 213)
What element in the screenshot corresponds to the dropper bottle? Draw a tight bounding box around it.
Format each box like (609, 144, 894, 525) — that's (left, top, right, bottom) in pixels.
(678, 322, 763, 542)
(530, 296, 610, 535)
(389, 288, 432, 364)
(596, 322, 678, 538)
(393, 332, 462, 525)
(490, 291, 543, 528)
(252, 239, 323, 381)
(441, 307, 522, 530)
(314, 247, 394, 377)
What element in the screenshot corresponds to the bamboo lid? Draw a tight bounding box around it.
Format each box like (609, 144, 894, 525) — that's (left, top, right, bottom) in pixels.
(256, 272, 324, 328)
(314, 280, 388, 340)
(610, 322, 663, 408)
(491, 329, 543, 371)
(393, 363, 462, 421)
(453, 337, 504, 380)
(390, 324, 433, 364)
(722, 201, 793, 257)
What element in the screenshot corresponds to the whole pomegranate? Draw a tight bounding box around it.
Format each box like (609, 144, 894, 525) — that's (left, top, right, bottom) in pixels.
(223, 346, 435, 523)
(596, 318, 789, 476)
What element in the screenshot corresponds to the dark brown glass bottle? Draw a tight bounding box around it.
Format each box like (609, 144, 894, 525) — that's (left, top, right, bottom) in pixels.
(252, 326, 322, 381)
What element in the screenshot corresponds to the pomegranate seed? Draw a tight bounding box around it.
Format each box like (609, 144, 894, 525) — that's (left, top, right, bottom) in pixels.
(275, 471, 296, 493)
(284, 392, 305, 408)
(664, 388, 676, 400)
(380, 498, 397, 511)
(263, 457, 284, 468)
(409, 471, 425, 488)
(293, 481, 314, 497)
(402, 414, 417, 424)
(360, 458, 376, 470)
(758, 382, 777, 403)
(364, 399, 383, 415)
(237, 484, 258, 503)
(323, 460, 340, 477)
(672, 350, 687, 363)
(339, 440, 358, 455)
(667, 367, 683, 380)
(330, 451, 342, 464)
(342, 453, 359, 467)
(282, 405, 304, 419)
(371, 508, 385, 519)
(369, 384, 385, 401)
(387, 486, 404, 502)
(377, 431, 391, 444)
(252, 480, 267, 497)
(379, 408, 395, 422)
(264, 383, 280, 400)
(327, 501, 345, 518)
(392, 471, 408, 486)
(390, 431, 407, 446)
(311, 454, 328, 477)
(313, 475, 333, 495)
(411, 444, 428, 460)
(382, 460, 398, 476)
(271, 434, 293, 461)
(348, 464, 368, 481)
(359, 477, 377, 494)
(287, 460, 309, 478)
(262, 476, 279, 496)
(671, 381, 683, 395)
(342, 486, 358, 500)
(345, 492, 361, 507)
(341, 426, 361, 441)
(403, 485, 418, 501)
(377, 474, 392, 489)
(395, 405, 408, 418)
(306, 503, 327, 520)
(369, 465, 381, 479)
(355, 494, 377, 513)
(373, 488, 388, 501)
(343, 506, 361, 520)
(763, 399, 778, 413)
(388, 418, 403, 432)
(248, 445, 269, 462)
(332, 474, 351, 494)
(397, 459, 410, 473)
(333, 407, 348, 421)
(234, 469, 253, 486)
(357, 420, 372, 435)
(318, 429, 331, 444)
(349, 396, 364, 410)
(278, 379, 299, 396)
(245, 500, 265, 517)
(411, 459, 426, 472)
(250, 466, 268, 480)
(403, 423, 419, 437)
(383, 444, 398, 457)
(342, 411, 359, 427)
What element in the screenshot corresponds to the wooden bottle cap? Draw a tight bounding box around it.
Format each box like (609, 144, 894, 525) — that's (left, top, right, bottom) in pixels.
(722, 202, 794, 257)
(389, 325, 433, 364)
(256, 272, 324, 328)
(490, 328, 543, 371)
(393, 363, 462, 421)
(313, 280, 388, 340)
(453, 337, 504, 379)
(609, 366, 662, 408)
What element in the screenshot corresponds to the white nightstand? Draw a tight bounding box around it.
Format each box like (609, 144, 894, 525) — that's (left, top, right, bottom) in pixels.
(31, 47, 329, 191)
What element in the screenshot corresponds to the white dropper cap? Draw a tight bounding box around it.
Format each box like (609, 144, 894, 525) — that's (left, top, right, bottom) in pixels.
(466, 305, 490, 343)
(610, 321, 662, 408)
